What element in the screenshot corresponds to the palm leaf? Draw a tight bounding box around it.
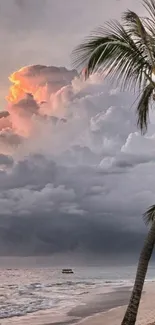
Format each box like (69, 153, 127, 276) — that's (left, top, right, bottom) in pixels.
(143, 204, 155, 225)
(122, 10, 147, 40)
(142, 0, 155, 48)
(123, 9, 155, 65)
(137, 83, 154, 133)
(143, 0, 155, 22)
(72, 0, 155, 132)
(71, 21, 151, 91)
(143, 18, 155, 39)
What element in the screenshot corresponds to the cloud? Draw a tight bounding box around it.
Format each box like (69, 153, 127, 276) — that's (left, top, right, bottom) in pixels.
(0, 0, 143, 107)
(7, 65, 77, 104)
(0, 154, 13, 168)
(0, 65, 78, 153)
(0, 0, 154, 259)
(0, 214, 145, 258)
(0, 63, 155, 256)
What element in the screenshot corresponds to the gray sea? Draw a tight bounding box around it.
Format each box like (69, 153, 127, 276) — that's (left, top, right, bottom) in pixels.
(0, 261, 154, 324)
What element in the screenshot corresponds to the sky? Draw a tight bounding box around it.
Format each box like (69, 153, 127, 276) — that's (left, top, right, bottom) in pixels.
(0, 0, 154, 260)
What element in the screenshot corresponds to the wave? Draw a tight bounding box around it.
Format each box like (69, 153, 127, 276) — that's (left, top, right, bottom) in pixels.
(1, 266, 155, 320)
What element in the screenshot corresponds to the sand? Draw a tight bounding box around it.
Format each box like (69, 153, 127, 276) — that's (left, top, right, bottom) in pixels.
(0, 283, 155, 325)
(76, 282, 155, 325)
(68, 287, 131, 319)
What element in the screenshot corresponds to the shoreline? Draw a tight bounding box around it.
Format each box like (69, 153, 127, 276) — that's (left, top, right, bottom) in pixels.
(0, 282, 155, 325)
(67, 286, 131, 321)
(74, 282, 155, 325)
(0, 286, 131, 325)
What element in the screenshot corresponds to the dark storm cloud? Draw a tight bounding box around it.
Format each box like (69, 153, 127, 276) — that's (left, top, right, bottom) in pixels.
(0, 152, 149, 257)
(0, 146, 151, 256)
(0, 154, 13, 167)
(0, 111, 9, 119)
(0, 213, 146, 256)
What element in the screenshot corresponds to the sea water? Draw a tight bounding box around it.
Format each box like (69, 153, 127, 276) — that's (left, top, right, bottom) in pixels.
(0, 263, 154, 322)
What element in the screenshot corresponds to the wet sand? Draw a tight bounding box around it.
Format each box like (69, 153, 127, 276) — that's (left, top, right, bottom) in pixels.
(45, 321, 78, 325)
(75, 283, 155, 325)
(68, 287, 131, 319)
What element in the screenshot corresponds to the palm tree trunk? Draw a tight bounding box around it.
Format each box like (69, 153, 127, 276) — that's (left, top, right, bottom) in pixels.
(121, 220, 155, 325)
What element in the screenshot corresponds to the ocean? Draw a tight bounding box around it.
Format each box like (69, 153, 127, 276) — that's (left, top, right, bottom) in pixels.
(0, 263, 154, 324)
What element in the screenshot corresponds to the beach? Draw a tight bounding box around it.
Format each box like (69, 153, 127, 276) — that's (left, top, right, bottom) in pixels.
(0, 266, 155, 325)
(75, 282, 155, 325)
(0, 282, 155, 325)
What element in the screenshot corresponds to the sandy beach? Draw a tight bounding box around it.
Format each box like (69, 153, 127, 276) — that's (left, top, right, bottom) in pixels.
(0, 282, 155, 325)
(75, 282, 155, 325)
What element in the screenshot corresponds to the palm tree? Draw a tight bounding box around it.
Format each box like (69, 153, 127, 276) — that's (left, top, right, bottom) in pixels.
(71, 1, 155, 324)
(120, 205, 155, 325)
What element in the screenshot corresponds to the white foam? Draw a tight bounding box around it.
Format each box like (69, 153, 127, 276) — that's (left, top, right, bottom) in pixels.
(0, 266, 154, 321)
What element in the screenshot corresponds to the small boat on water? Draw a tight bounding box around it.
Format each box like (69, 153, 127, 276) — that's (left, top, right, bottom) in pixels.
(62, 268, 74, 274)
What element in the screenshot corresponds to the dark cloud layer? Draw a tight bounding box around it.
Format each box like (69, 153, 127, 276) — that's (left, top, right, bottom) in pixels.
(0, 214, 146, 257)
(0, 152, 149, 257)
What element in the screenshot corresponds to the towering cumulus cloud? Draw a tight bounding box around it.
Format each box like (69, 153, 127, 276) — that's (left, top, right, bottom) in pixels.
(0, 65, 78, 153)
(0, 64, 155, 257)
(7, 65, 77, 104)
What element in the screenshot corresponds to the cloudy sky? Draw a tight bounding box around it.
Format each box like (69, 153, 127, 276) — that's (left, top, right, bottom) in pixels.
(0, 0, 154, 259)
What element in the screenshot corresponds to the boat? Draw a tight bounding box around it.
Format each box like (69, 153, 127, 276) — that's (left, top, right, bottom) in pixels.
(62, 268, 74, 274)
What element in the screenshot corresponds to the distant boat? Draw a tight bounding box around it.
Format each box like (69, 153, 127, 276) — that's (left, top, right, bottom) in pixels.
(62, 268, 74, 274)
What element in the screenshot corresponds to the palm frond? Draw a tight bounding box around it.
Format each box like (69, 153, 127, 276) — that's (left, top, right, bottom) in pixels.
(123, 10, 154, 65)
(71, 21, 151, 91)
(122, 10, 147, 41)
(143, 18, 155, 38)
(143, 0, 155, 22)
(137, 83, 154, 133)
(143, 204, 155, 225)
(143, 17, 155, 62)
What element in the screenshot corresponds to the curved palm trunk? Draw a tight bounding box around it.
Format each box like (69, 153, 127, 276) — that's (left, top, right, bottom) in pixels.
(121, 220, 155, 325)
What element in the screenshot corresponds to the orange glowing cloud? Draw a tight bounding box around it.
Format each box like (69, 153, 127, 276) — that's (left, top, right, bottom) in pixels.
(0, 65, 78, 140)
(6, 66, 38, 104)
(0, 65, 79, 155)
(6, 65, 78, 105)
